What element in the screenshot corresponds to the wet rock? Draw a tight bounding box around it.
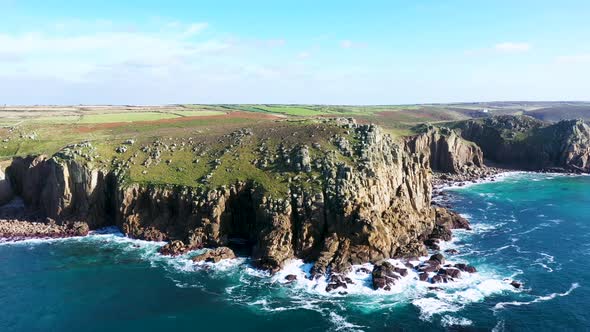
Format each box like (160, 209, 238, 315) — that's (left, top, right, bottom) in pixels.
(431, 275, 449, 284)
(429, 253, 446, 265)
(444, 249, 459, 255)
(372, 261, 402, 290)
(418, 261, 441, 273)
(356, 267, 371, 274)
(325, 274, 348, 292)
(510, 280, 522, 289)
(285, 274, 298, 282)
(419, 272, 429, 282)
(439, 268, 461, 278)
(159, 240, 190, 256)
(394, 267, 408, 277)
(192, 247, 236, 263)
(454, 263, 477, 273)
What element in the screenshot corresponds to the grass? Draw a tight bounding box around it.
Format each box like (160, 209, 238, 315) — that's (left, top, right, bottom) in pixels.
(254, 105, 325, 116)
(171, 110, 226, 117)
(78, 112, 179, 124)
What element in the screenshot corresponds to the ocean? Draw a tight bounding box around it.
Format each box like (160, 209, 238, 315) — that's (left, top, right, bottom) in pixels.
(0, 173, 587, 331)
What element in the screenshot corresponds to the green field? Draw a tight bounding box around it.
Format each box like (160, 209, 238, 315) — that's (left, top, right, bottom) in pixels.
(78, 112, 179, 124)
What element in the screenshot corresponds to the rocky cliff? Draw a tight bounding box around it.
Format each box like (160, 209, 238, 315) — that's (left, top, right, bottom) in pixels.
(4, 120, 436, 276)
(406, 125, 483, 173)
(455, 115, 590, 172)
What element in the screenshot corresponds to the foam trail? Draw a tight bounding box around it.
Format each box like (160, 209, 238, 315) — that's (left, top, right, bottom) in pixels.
(441, 315, 473, 327)
(328, 312, 366, 332)
(494, 283, 580, 310)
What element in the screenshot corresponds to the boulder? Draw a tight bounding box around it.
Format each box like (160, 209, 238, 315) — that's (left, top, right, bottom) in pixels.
(192, 247, 236, 263)
(372, 261, 402, 290)
(429, 253, 446, 265)
(325, 274, 348, 292)
(440, 268, 461, 278)
(431, 275, 449, 284)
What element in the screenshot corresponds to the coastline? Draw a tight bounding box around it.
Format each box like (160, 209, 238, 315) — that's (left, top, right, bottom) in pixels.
(0, 165, 580, 296)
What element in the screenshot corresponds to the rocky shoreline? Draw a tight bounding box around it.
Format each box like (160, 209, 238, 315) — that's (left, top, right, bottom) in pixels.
(0, 218, 89, 242)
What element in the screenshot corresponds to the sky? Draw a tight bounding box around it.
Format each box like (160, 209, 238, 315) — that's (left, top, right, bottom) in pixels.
(0, 0, 589, 105)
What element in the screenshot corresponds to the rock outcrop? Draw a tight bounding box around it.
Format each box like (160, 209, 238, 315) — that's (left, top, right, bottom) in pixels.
(406, 125, 483, 174)
(423, 207, 471, 250)
(6, 155, 115, 229)
(0, 219, 89, 240)
(2, 120, 436, 277)
(192, 247, 236, 263)
(0, 169, 14, 206)
(455, 115, 590, 172)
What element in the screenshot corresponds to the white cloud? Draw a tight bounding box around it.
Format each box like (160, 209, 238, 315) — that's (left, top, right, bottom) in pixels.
(340, 40, 367, 49)
(556, 54, 590, 64)
(0, 21, 234, 81)
(297, 51, 311, 59)
(494, 42, 531, 53)
(184, 22, 209, 37)
(341, 40, 353, 48)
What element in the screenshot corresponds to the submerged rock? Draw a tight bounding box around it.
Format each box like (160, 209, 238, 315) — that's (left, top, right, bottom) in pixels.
(285, 274, 297, 282)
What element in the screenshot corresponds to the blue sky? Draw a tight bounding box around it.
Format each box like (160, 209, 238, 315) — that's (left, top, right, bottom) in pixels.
(1, 0, 589, 105)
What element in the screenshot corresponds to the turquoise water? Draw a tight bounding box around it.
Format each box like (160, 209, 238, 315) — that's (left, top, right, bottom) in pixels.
(0, 173, 588, 331)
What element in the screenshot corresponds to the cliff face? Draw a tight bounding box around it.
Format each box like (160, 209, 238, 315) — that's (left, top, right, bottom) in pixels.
(406, 126, 483, 173)
(7, 155, 115, 228)
(4, 122, 435, 274)
(456, 115, 590, 172)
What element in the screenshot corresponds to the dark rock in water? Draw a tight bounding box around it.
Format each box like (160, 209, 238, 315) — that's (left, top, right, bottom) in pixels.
(424, 239, 440, 250)
(419, 272, 429, 282)
(159, 240, 191, 256)
(444, 249, 459, 255)
(454, 263, 467, 270)
(418, 260, 441, 273)
(285, 274, 298, 282)
(394, 267, 408, 277)
(356, 267, 371, 274)
(464, 265, 477, 273)
(440, 268, 461, 278)
(510, 280, 522, 289)
(338, 291, 348, 295)
(325, 274, 348, 292)
(431, 275, 449, 284)
(454, 263, 477, 273)
(325, 282, 347, 292)
(434, 207, 471, 230)
(428, 286, 443, 291)
(428, 224, 453, 241)
(192, 247, 236, 263)
(372, 261, 402, 290)
(138, 227, 167, 242)
(344, 277, 354, 284)
(429, 253, 446, 265)
(405, 262, 415, 269)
